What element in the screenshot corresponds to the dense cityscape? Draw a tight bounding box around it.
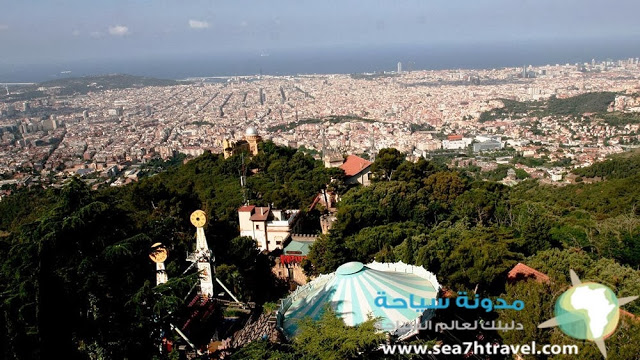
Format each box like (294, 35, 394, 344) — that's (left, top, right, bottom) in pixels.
(4, 1, 640, 359)
(1, 57, 640, 194)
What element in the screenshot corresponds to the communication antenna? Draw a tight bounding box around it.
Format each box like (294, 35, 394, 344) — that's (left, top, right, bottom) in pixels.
(239, 153, 248, 205)
(321, 127, 326, 158)
(369, 126, 376, 162)
(149, 242, 169, 285)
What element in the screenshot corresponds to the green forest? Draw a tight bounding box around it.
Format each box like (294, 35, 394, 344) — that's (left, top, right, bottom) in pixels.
(1, 74, 187, 102)
(478, 92, 617, 122)
(1, 142, 639, 359)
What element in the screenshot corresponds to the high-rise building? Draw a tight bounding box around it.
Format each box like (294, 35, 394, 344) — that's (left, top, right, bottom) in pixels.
(107, 107, 123, 117)
(397, 61, 403, 73)
(43, 117, 57, 131)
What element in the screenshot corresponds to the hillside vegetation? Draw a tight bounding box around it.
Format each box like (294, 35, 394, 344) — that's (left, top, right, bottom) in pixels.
(479, 91, 617, 122)
(1, 144, 640, 359)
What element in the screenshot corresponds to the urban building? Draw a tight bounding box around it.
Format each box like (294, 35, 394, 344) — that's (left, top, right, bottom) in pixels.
(223, 127, 262, 159)
(473, 139, 503, 153)
(272, 234, 317, 287)
(339, 155, 372, 185)
(238, 205, 300, 252)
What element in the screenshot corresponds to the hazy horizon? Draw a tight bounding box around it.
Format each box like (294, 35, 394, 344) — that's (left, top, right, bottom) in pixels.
(1, 37, 640, 83)
(3, 0, 640, 82)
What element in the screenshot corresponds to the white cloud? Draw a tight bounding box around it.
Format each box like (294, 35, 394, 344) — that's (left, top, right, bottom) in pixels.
(0, 24, 8, 31)
(189, 19, 210, 29)
(90, 31, 104, 38)
(108, 25, 129, 36)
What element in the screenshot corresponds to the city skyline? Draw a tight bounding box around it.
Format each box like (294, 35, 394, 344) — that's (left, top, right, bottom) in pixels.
(2, 44, 640, 84)
(4, 2, 640, 358)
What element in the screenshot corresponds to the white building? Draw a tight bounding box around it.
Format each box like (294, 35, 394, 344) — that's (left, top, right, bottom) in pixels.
(548, 170, 563, 182)
(475, 135, 502, 143)
(415, 140, 442, 152)
(238, 205, 300, 252)
(442, 138, 472, 150)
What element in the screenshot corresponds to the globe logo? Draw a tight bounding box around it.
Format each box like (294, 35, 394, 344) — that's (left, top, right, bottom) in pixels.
(538, 270, 638, 358)
(554, 283, 619, 340)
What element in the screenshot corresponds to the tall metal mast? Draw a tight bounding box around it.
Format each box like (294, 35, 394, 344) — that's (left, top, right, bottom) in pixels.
(239, 153, 248, 205)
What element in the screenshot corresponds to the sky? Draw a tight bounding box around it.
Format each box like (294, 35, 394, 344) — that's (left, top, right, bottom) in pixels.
(1, 0, 640, 65)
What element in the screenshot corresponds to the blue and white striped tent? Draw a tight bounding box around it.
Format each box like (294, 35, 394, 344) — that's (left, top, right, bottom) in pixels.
(276, 261, 440, 340)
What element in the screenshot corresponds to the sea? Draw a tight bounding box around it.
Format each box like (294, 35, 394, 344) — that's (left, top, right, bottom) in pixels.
(1, 40, 639, 83)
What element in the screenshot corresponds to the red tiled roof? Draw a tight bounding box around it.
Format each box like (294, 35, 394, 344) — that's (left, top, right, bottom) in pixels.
(308, 194, 321, 212)
(507, 263, 550, 284)
(508, 264, 639, 320)
(447, 134, 463, 141)
(238, 205, 255, 212)
(250, 207, 270, 221)
(340, 155, 372, 177)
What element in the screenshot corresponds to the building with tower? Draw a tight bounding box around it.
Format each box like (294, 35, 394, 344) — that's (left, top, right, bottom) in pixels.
(397, 61, 403, 73)
(187, 210, 214, 297)
(238, 205, 300, 252)
(223, 127, 263, 159)
(245, 127, 261, 155)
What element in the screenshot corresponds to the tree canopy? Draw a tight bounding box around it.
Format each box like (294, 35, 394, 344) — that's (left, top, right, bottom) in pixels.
(2, 145, 640, 359)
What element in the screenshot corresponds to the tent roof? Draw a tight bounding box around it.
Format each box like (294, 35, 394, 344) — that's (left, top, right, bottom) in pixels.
(278, 261, 440, 338)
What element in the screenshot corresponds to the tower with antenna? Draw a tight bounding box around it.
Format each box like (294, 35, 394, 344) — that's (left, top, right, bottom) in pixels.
(369, 126, 376, 162)
(183, 210, 242, 303)
(321, 127, 327, 158)
(187, 210, 214, 297)
(239, 153, 248, 205)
